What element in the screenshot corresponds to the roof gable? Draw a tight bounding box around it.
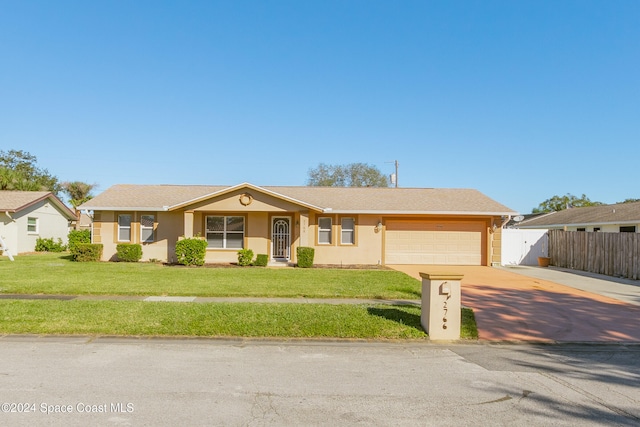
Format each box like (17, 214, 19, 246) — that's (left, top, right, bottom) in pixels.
(0, 191, 77, 220)
(168, 183, 325, 212)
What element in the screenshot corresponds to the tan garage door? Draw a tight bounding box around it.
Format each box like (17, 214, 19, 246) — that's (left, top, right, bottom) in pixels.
(385, 220, 484, 265)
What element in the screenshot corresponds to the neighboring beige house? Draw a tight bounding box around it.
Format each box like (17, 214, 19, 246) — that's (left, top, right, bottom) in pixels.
(78, 183, 517, 265)
(516, 201, 640, 233)
(0, 191, 77, 256)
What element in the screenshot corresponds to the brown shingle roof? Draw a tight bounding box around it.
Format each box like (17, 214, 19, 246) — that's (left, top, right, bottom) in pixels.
(0, 191, 52, 211)
(79, 184, 228, 210)
(80, 183, 516, 215)
(0, 191, 76, 219)
(518, 201, 640, 227)
(264, 186, 515, 214)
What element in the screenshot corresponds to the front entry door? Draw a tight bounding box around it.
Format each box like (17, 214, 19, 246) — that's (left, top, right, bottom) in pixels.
(272, 217, 291, 260)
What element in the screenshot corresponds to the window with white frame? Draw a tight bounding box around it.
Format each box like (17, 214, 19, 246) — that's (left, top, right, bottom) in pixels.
(118, 214, 132, 242)
(341, 217, 355, 244)
(140, 214, 155, 243)
(318, 217, 332, 244)
(206, 216, 244, 249)
(27, 217, 38, 234)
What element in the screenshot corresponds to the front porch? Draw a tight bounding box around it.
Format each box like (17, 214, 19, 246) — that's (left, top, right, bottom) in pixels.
(181, 210, 310, 265)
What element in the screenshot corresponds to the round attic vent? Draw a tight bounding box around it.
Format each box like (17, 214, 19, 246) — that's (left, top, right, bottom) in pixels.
(239, 193, 253, 206)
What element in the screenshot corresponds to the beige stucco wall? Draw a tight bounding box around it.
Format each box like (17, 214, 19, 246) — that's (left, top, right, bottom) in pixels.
(308, 214, 384, 265)
(200, 212, 272, 264)
(491, 225, 502, 266)
(92, 189, 314, 263)
(93, 210, 183, 262)
(188, 189, 307, 213)
(307, 214, 500, 266)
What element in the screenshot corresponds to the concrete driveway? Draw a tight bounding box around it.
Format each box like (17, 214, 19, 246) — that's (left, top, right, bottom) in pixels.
(390, 265, 640, 343)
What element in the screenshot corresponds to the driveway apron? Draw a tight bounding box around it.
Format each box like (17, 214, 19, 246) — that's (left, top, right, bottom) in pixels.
(390, 265, 640, 343)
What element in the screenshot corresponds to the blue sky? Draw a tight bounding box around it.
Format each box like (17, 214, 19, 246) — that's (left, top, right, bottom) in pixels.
(1, 1, 638, 213)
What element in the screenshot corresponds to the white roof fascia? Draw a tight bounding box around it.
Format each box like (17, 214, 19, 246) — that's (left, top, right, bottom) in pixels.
(168, 182, 326, 212)
(519, 220, 640, 228)
(79, 206, 168, 212)
(323, 210, 516, 216)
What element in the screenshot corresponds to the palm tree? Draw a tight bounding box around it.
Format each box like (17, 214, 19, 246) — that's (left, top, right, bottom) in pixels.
(61, 181, 96, 208)
(12, 178, 42, 191)
(0, 167, 17, 190)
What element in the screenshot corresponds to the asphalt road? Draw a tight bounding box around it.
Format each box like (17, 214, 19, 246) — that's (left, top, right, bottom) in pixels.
(1, 337, 639, 426)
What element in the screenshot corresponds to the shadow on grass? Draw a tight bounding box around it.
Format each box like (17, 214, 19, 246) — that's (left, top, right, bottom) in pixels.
(367, 307, 424, 333)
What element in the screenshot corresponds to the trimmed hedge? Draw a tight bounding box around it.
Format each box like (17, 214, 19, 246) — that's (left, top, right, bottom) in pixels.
(116, 244, 142, 262)
(254, 254, 268, 267)
(68, 229, 91, 253)
(72, 243, 103, 262)
(175, 238, 208, 266)
(237, 249, 254, 266)
(296, 246, 315, 268)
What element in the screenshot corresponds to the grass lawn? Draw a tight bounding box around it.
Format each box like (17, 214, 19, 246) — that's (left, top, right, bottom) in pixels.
(0, 300, 478, 339)
(0, 253, 479, 339)
(0, 253, 421, 299)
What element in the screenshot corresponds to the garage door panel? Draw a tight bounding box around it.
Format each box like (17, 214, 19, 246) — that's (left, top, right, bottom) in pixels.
(385, 221, 484, 265)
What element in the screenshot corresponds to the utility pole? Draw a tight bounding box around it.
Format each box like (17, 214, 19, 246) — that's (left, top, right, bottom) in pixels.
(386, 160, 399, 188)
(394, 160, 398, 188)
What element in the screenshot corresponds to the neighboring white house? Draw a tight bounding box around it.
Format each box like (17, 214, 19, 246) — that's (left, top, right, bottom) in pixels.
(515, 201, 640, 233)
(0, 191, 77, 256)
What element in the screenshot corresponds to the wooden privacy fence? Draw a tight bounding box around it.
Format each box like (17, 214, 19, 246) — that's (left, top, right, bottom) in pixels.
(548, 229, 640, 280)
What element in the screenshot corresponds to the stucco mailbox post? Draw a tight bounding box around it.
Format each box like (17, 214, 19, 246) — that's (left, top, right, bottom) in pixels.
(420, 272, 464, 340)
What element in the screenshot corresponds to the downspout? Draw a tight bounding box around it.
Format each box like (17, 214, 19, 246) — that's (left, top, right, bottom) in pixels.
(5, 211, 15, 222)
(500, 215, 512, 229)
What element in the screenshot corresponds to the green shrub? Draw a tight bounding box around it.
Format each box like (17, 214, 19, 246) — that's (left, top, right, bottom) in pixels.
(116, 243, 142, 262)
(72, 243, 103, 262)
(68, 229, 91, 253)
(35, 237, 67, 252)
(237, 249, 254, 266)
(296, 246, 315, 268)
(254, 254, 268, 267)
(175, 238, 208, 266)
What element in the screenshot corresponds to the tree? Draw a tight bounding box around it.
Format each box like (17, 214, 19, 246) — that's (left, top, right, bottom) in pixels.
(307, 163, 389, 187)
(618, 198, 640, 204)
(0, 167, 17, 190)
(0, 150, 60, 193)
(532, 193, 603, 213)
(61, 181, 96, 209)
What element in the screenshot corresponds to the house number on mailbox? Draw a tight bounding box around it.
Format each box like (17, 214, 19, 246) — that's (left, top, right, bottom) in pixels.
(440, 281, 451, 330)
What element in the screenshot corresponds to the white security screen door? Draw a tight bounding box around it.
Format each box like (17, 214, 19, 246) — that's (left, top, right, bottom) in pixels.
(272, 218, 291, 259)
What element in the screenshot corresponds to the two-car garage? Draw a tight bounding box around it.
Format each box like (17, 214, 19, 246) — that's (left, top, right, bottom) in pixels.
(384, 219, 487, 265)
